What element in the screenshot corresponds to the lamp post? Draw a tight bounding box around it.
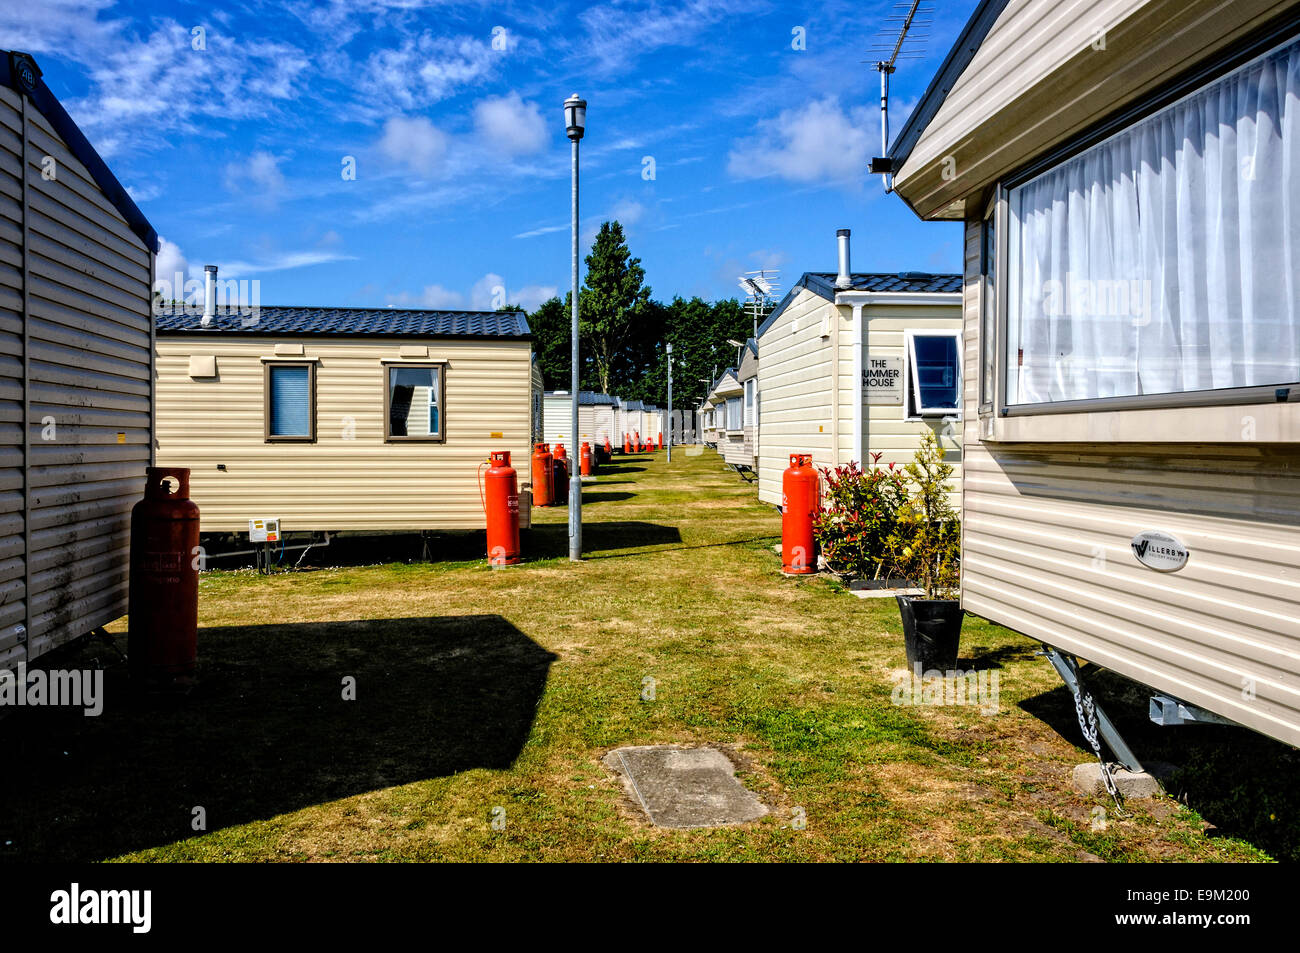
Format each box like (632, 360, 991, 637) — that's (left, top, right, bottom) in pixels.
(666, 342, 673, 462)
(564, 94, 586, 562)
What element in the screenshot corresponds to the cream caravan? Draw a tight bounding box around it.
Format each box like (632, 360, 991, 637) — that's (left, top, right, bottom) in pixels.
(886, 0, 1300, 749)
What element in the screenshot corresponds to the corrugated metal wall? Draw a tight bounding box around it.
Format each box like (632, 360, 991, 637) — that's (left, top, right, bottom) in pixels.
(0, 84, 153, 668)
(154, 335, 532, 533)
(960, 218, 1300, 748)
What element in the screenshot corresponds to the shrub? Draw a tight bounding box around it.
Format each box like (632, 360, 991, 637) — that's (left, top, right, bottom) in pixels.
(884, 430, 961, 600)
(812, 452, 908, 579)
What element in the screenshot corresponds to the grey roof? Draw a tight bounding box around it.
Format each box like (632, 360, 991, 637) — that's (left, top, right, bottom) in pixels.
(156, 305, 531, 338)
(579, 391, 616, 406)
(3, 50, 157, 251)
(624, 399, 644, 411)
(757, 271, 962, 339)
(884, 1, 1010, 179)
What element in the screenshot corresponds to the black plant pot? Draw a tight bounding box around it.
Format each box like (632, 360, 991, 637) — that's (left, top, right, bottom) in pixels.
(895, 595, 964, 672)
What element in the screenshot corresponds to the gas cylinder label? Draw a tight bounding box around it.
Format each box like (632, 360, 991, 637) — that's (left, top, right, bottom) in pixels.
(141, 552, 183, 573)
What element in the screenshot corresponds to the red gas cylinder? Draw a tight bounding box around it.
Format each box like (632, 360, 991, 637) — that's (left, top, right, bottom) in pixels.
(129, 466, 200, 687)
(658, 431, 664, 450)
(635, 431, 642, 452)
(580, 441, 593, 476)
(604, 437, 613, 458)
(485, 451, 521, 566)
(531, 443, 554, 507)
(623, 433, 631, 454)
(782, 453, 818, 574)
(552, 445, 570, 505)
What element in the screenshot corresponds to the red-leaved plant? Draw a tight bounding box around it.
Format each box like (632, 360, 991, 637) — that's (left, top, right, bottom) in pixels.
(812, 452, 909, 580)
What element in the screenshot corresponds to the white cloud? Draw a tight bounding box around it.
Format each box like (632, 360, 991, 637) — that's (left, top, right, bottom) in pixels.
(153, 237, 190, 295)
(223, 151, 288, 205)
(578, 0, 759, 74)
(514, 222, 569, 239)
(73, 21, 309, 155)
(473, 92, 548, 156)
(216, 250, 358, 280)
(471, 273, 556, 311)
(610, 199, 645, 227)
(360, 33, 498, 110)
(727, 96, 877, 187)
(378, 116, 449, 176)
(386, 275, 556, 312)
(386, 285, 466, 309)
(126, 182, 162, 203)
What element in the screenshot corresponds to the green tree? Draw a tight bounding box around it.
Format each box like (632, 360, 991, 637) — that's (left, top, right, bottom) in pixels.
(579, 221, 651, 395)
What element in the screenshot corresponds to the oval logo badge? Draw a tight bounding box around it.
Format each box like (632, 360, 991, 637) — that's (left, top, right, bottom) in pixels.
(1131, 530, 1189, 573)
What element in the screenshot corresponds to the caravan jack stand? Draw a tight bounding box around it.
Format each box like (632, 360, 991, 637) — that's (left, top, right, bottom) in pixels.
(1040, 645, 1143, 773)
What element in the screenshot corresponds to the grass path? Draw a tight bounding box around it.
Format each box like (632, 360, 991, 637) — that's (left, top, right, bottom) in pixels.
(3, 446, 1290, 862)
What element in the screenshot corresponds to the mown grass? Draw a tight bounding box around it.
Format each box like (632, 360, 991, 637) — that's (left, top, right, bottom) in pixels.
(0, 445, 1290, 862)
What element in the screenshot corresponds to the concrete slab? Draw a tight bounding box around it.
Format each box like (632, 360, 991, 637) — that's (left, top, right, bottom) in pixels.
(1072, 761, 1178, 800)
(603, 745, 769, 829)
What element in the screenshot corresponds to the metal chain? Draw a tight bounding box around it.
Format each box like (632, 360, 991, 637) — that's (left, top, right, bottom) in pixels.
(1072, 682, 1126, 812)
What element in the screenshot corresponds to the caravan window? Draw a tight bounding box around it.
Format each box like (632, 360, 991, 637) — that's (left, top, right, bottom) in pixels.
(1004, 33, 1300, 410)
(744, 379, 756, 426)
(726, 396, 742, 431)
(906, 330, 961, 417)
(265, 362, 315, 442)
(385, 364, 445, 441)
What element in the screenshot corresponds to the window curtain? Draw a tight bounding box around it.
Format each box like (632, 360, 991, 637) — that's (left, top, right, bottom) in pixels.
(1007, 35, 1300, 404)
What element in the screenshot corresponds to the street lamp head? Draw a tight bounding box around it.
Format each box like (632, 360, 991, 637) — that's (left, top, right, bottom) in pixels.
(564, 94, 587, 141)
(666, 342, 672, 355)
(726, 338, 744, 348)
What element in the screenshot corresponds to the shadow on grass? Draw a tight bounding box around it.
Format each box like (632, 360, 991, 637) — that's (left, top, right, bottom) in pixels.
(582, 492, 635, 504)
(0, 615, 556, 862)
(1019, 665, 1300, 862)
(525, 520, 683, 558)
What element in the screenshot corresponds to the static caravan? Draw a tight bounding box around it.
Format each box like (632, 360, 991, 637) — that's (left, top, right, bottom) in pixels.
(154, 296, 537, 534)
(0, 51, 158, 668)
(755, 260, 963, 508)
(580, 392, 616, 447)
(698, 398, 715, 447)
(738, 338, 759, 469)
(643, 403, 660, 444)
(545, 390, 615, 450)
(713, 368, 746, 467)
(542, 390, 573, 448)
(886, 0, 1300, 748)
(624, 399, 645, 444)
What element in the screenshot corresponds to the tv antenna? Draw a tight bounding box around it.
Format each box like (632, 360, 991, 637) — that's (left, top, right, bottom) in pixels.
(737, 269, 781, 337)
(867, 0, 932, 193)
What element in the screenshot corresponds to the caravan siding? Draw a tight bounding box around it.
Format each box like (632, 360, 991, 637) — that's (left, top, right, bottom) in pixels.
(542, 393, 569, 447)
(758, 288, 963, 507)
(154, 335, 533, 533)
(0, 84, 154, 667)
(757, 289, 833, 504)
(958, 218, 1300, 747)
(895, 0, 1293, 219)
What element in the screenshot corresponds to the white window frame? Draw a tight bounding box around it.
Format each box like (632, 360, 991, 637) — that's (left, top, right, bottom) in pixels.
(905, 329, 962, 418)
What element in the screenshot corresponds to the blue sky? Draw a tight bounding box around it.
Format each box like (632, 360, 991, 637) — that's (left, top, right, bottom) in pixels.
(7, 0, 978, 309)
